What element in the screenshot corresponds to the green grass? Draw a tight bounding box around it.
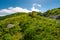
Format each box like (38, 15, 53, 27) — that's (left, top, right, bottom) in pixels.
(0, 10, 60, 40)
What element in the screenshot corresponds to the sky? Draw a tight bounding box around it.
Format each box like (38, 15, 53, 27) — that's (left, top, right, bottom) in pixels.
(0, 0, 60, 16)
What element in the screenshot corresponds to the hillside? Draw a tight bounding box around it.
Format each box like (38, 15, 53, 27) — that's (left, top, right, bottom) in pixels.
(43, 8, 60, 19)
(0, 12, 28, 20)
(44, 8, 60, 16)
(0, 8, 60, 40)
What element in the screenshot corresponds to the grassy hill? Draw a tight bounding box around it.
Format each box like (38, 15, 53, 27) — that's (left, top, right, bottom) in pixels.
(0, 8, 60, 40)
(43, 8, 60, 17)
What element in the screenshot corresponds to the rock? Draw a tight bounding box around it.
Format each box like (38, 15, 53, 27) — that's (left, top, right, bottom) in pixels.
(7, 24, 14, 28)
(56, 16, 60, 19)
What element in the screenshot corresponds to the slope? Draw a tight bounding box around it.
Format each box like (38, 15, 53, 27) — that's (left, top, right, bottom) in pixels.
(0, 11, 58, 40)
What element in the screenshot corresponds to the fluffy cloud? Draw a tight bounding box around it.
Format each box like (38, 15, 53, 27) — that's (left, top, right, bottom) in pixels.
(0, 7, 31, 16)
(31, 3, 41, 12)
(0, 3, 41, 16)
(0, 7, 31, 13)
(33, 3, 41, 7)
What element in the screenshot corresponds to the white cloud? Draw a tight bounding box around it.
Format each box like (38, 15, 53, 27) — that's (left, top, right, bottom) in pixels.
(0, 7, 31, 14)
(31, 3, 41, 12)
(0, 7, 31, 16)
(31, 6, 40, 12)
(0, 3, 41, 16)
(33, 3, 41, 7)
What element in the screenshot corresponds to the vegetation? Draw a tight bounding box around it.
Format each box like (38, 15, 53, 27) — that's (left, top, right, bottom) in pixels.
(0, 8, 60, 40)
(43, 8, 60, 17)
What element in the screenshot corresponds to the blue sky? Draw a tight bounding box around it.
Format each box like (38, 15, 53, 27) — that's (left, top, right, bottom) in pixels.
(0, 0, 60, 16)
